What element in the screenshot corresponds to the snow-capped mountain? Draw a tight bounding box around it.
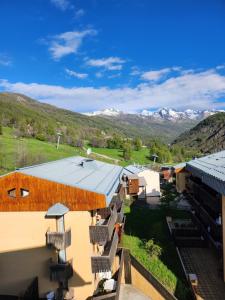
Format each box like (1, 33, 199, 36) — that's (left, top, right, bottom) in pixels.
(140, 108, 218, 121)
(84, 107, 223, 122)
(84, 108, 122, 117)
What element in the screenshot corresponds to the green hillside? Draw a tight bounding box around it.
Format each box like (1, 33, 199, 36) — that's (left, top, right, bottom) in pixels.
(0, 92, 197, 143)
(173, 112, 225, 154)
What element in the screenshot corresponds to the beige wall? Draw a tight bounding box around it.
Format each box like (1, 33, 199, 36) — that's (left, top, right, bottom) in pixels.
(0, 211, 95, 300)
(138, 170, 160, 198)
(0, 212, 58, 296)
(65, 211, 95, 300)
(176, 172, 186, 193)
(131, 265, 165, 300)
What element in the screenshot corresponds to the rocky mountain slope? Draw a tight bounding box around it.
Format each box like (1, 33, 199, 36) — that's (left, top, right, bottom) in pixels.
(173, 112, 225, 154)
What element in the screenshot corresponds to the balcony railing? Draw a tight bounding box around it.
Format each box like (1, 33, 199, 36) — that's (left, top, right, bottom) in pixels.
(46, 229, 71, 250)
(117, 204, 124, 224)
(91, 230, 119, 273)
(89, 206, 118, 244)
(50, 261, 73, 281)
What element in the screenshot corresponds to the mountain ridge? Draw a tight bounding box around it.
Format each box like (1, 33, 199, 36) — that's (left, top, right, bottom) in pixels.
(173, 112, 225, 154)
(84, 107, 220, 122)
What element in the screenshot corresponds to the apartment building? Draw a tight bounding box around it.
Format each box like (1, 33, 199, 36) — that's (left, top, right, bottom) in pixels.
(0, 157, 126, 300)
(175, 151, 225, 282)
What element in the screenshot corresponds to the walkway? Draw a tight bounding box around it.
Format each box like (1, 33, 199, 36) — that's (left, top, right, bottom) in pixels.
(119, 284, 151, 300)
(180, 247, 225, 300)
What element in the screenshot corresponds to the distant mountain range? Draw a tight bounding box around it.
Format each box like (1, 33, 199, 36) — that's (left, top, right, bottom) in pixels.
(84, 107, 221, 122)
(1, 92, 223, 144)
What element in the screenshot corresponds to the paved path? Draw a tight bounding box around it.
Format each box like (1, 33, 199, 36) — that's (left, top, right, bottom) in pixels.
(119, 284, 151, 300)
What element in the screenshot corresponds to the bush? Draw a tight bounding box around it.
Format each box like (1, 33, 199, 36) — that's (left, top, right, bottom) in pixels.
(144, 239, 162, 259)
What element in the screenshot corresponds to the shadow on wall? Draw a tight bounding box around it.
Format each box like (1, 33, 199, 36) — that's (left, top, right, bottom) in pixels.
(0, 246, 91, 297)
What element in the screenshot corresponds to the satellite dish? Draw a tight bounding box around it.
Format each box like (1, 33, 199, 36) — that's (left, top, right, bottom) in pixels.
(87, 148, 92, 156)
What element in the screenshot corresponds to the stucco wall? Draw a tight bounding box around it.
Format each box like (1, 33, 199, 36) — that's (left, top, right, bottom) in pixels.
(65, 211, 95, 300)
(131, 265, 165, 300)
(0, 212, 58, 296)
(0, 211, 94, 300)
(138, 170, 160, 197)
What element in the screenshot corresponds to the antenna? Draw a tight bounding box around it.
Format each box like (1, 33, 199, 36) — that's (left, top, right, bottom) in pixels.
(56, 132, 62, 149)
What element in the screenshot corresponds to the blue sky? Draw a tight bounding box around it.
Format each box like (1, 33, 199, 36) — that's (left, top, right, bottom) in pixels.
(0, 0, 225, 112)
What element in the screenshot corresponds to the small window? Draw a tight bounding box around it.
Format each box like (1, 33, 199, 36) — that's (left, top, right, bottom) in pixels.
(8, 188, 16, 198)
(20, 188, 29, 197)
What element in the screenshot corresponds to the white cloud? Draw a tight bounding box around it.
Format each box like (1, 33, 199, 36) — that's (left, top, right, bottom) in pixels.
(86, 57, 125, 71)
(75, 9, 85, 18)
(130, 66, 141, 76)
(0, 54, 12, 66)
(65, 68, 88, 79)
(95, 72, 103, 78)
(141, 67, 180, 81)
(48, 29, 97, 60)
(50, 0, 71, 11)
(1, 69, 225, 112)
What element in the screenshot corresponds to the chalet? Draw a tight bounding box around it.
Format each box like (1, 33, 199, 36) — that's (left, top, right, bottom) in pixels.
(174, 151, 225, 282)
(0, 157, 126, 300)
(124, 165, 160, 204)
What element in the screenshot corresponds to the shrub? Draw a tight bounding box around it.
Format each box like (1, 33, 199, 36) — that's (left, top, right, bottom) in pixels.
(144, 239, 162, 259)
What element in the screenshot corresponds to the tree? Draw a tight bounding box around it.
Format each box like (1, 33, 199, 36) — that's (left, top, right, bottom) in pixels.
(144, 239, 162, 259)
(134, 137, 142, 151)
(123, 142, 132, 160)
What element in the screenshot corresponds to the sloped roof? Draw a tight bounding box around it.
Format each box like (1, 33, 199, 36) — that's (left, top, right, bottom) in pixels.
(186, 151, 225, 195)
(17, 156, 123, 204)
(124, 165, 147, 175)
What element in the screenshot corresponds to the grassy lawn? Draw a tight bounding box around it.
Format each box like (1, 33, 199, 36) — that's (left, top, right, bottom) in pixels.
(122, 204, 192, 300)
(0, 127, 85, 174)
(91, 146, 151, 166)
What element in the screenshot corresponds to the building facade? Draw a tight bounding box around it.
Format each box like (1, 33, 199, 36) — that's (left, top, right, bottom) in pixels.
(0, 157, 126, 300)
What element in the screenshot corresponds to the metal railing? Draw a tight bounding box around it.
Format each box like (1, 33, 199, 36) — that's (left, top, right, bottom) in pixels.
(49, 260, 73, 281)
(46, 229, 71, 250)
(91, 230, 119, 273)
(89, 206, 118, 244)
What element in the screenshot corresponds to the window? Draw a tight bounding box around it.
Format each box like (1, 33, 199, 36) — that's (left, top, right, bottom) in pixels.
(20, 188, 29, 197)
(8, 188, 16, 198)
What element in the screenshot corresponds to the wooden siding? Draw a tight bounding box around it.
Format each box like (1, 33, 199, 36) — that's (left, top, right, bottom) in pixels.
(0, 172, 106, 212)
(128, 178, 139, 194)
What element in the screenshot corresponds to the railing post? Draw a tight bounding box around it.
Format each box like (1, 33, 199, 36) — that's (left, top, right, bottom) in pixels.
(123, 249, 132, 284)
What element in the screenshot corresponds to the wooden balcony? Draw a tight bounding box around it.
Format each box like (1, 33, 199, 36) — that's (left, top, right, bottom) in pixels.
(91, 230, 119, 273)
(50, 261, 73, 281)
(89, 206, 118, 244)
(198, 205, 222, 241)
(46, 229, 71, 250)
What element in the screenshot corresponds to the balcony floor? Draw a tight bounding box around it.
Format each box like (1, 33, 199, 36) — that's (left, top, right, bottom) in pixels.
(119, 284, 151, 300)
(180, 247, 225, 300)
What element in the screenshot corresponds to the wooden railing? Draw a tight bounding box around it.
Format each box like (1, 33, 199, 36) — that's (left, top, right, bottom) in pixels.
(89, 206, 118, 244)
(46, 229, 71, 250)
(49, 260, 73, 281)
(91, 231, 119, 273)
(92, 249, 124, 300)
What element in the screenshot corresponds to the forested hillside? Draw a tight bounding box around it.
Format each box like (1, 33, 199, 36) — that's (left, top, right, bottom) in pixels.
(0, 92, 198, 144)
(173, 112, 225, 154)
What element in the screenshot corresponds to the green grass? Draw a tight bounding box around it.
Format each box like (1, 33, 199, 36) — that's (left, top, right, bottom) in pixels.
(0, 127, 85, 174)
(122, 205, 192, 300)
(91, 146, 151, 166)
